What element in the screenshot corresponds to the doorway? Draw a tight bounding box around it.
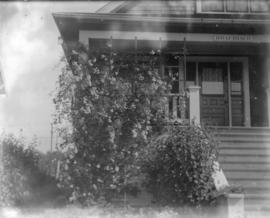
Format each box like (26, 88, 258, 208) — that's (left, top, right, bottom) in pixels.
(199, 62, 229, 126)
(198, 61, 245, 126)
(164, 56, 249, 126)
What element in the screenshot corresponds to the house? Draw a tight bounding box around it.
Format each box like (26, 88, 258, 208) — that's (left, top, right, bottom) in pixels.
(53, 0, 270, 216)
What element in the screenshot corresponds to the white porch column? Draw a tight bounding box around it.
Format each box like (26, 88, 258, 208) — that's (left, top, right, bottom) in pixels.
(267, 56, 270, 127)
(243, 59, 251, 127)
(188, 86, 201, 125)
(266, 88, 270, 126)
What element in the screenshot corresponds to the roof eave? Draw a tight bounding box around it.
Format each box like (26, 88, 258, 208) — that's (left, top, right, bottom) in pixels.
(52, 12, 270, 25)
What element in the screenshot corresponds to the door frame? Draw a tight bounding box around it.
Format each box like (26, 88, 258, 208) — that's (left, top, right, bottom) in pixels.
(186, 56, 250, 127)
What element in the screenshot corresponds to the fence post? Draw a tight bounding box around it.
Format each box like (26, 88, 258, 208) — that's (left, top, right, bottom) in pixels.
(188, 86, 201, 125)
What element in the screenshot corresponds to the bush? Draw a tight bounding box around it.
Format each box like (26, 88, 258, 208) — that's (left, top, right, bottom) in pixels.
(0, 135, 39, 206)
(141, 123, 218, 206)
(38, 151, 64, 177)
(0, 134, 64, 207)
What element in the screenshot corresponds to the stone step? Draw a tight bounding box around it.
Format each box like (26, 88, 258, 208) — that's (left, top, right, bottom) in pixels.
(219, 148, 270, 156)
(219, 154, 270, 163)
(221, 163, 270, 171)
(243, 187, 270, 195)
(217, 131, 270, 135)
(244, 193, 270, 205)
(218, 136, 270, 143)
(216, 130, 270, 136)
(215, 127, 270, 135)
(224, 171, 270, 180)
(219, 141, 270, 149)
(245, 208, 270, 218)
(227, 179, 270, 189)
(214, 128, 270, 215)
(216, 130, 270, 141)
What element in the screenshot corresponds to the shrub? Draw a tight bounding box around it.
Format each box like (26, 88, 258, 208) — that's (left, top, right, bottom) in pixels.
(141, 123, 218, 206)
(0, 135, 39, 206)
(38, 151, 64, 177)
(0, 134, 64, 207)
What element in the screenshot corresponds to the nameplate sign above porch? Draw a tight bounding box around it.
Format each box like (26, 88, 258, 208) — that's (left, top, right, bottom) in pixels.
(79, 30, 270, 45)
(213, 35, 253, 42)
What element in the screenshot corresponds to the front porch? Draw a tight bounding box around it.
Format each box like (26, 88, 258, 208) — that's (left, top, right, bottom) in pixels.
(81, 35, 270, 128)
(162, 54, 269, 128)
(165, 56, 252, 127)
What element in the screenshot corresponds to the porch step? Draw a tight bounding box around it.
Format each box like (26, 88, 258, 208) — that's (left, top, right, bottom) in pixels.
(221, 163, 270, 171)
(225, 171, 270, 180)
(217, 135, 270, 143)
(219, 155, 270, 163)
(215, 127, 270, 134)
(219, 141, 270, 149)
(219, 148, 270, 156)
(215, 128, 270, 214)
(227, 179, 270, 189)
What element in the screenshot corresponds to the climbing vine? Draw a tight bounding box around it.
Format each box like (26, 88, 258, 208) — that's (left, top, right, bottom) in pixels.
(53, 42, 171, 204)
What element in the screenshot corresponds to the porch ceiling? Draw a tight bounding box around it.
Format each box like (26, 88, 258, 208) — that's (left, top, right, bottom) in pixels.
(86, 37, 270, 56)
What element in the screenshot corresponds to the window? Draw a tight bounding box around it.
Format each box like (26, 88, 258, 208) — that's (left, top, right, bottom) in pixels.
(226, 0, 248, 12)
(201, 0, 224, 12)
(250, 0, 270, 13)
(200, 62, 226, 95)
(186, 62, 196, 87)
(197, 0, 270, 13)
(230, 62, 243, 95)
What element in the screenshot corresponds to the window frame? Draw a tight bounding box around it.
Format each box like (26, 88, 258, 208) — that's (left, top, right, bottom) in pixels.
(196, 0, 270, 14)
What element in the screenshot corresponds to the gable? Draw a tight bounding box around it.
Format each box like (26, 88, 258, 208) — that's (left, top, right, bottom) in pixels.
(99, 1, 196, 16)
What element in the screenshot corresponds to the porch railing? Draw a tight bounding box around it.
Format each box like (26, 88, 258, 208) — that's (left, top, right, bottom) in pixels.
(165, 93, 189, 121)
(164, 86, 201, 124)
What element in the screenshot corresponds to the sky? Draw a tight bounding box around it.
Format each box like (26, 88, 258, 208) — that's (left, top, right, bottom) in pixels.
(0, 1, 107, 152)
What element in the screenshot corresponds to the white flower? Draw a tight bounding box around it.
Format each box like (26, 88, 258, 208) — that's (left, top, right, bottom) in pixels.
(132, 129, 138, 138)
(110, 184, 116, 189)
(88, 60, 93, 66)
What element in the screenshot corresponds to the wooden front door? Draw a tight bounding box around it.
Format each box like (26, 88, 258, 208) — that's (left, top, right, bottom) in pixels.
(199, 62, 229, 126)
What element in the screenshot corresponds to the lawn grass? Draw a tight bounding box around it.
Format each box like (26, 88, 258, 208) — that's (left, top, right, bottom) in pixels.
(1, 205, 214, 218)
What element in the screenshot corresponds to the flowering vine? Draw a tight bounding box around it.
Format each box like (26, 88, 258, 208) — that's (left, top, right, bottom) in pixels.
(53, 42, 171, 204)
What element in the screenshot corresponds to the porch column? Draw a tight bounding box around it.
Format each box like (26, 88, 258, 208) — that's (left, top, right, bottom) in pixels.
(267, 56, 270, 126)
(188, 86, 201, 125)
(243, 59, 251, 127)
(266, 88, 270, 126)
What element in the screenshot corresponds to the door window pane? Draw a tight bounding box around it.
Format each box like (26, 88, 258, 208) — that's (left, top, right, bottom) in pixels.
(227, 0, 248, 12)
(186, 62, 196, 87)
(250, 0, 270, 12)
(201, 0, 224, 12)
(200, 63, 226, 95)
(230, 62, 242, 95)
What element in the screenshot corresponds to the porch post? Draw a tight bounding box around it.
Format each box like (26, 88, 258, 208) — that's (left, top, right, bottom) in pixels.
(266, 88, 270, 126)
(266, 56, 270, 126)
(243, 59, 251, 127)
(188, 86, 201, 125)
